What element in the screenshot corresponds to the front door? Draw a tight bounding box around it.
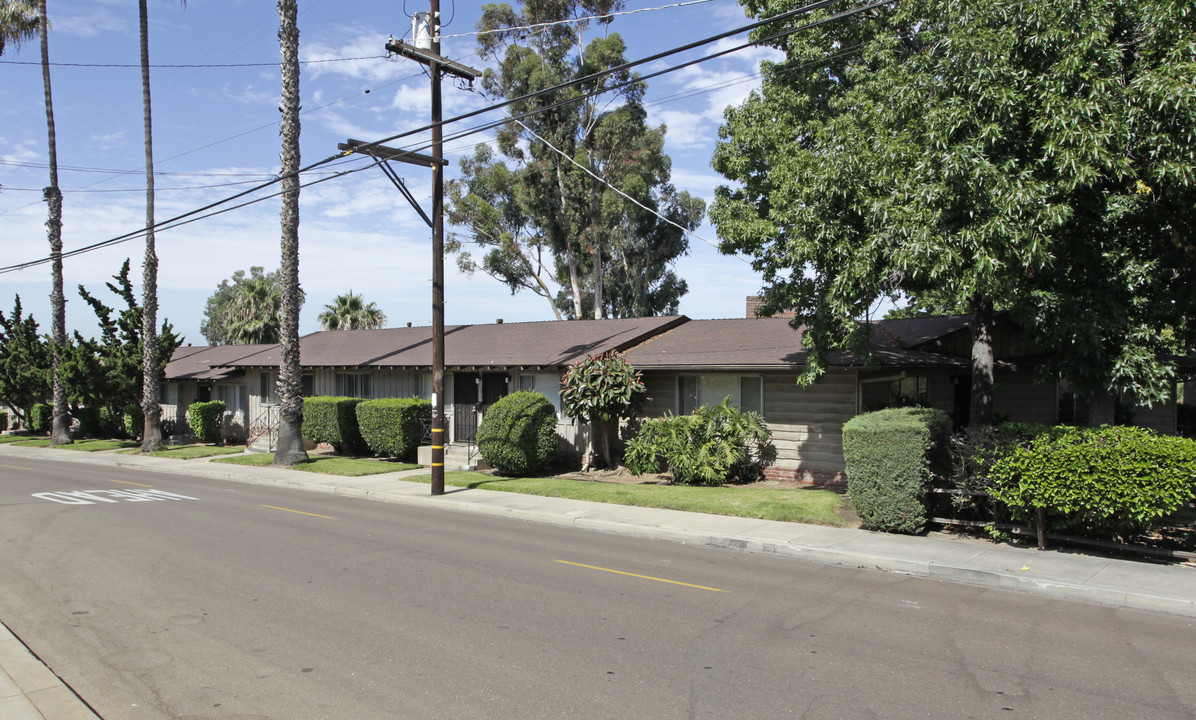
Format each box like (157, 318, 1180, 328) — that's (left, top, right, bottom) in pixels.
(452, 372, 509, 442)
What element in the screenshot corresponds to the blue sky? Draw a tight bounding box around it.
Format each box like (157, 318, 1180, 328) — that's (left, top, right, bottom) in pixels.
(0, 0, 780, 344)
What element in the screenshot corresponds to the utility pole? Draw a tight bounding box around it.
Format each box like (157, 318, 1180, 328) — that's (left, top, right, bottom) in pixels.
(380, 7, 479, 496)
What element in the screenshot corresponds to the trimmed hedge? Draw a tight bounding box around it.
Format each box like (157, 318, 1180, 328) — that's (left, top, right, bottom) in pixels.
(303, 396, 368, 455)
(476, 391, 559, 475)
(29, 403, 51, 434)
(188, 400, 226, 443)
(989, 425, 1196, 540)
(356, 398, 431, 460)
(842, 407, 952, 534)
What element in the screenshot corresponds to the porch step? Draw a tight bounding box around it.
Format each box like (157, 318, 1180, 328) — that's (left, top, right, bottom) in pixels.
(416, 443, 490, 471)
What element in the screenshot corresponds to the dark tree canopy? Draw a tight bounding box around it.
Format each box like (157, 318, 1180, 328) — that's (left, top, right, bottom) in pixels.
(201, 266, 302, 345)
(712, 0, 1195, 421)
(0, 295, 50, 425)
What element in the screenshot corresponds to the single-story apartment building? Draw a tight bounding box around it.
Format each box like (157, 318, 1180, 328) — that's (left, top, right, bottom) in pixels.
(163, 312, 1184, 484)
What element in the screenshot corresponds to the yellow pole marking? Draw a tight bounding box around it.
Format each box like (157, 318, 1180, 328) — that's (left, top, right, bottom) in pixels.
(108, 479, 152, 487)
(262, 505, 334, 519)
(2, 465, 34, 470)
(555, 560, 727, 593)
(431, 428, 444, 432)
(431, 463, 444, 467)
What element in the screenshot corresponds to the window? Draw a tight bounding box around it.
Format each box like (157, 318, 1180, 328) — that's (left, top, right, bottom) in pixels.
(163, 382, 179, 406)
(217, 384, 246, 414)
(519, 374, 536, 392)
(335, 373, 372, 398)
(860, 375, 928, 411)
(677, 375, 764, 415)
(301, 374, 314, 398)
(259, 372, 277, 405)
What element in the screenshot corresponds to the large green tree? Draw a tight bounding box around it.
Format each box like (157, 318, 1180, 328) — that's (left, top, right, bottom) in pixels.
(200, 267, 301, 345)
(61, 260, 181, 421)
(711, 0, 1196, 427)
(447, 0, 703, 320)
(0, 296, 50, 427)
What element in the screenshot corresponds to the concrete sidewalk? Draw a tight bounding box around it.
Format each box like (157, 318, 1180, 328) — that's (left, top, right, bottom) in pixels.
(2, 442, 1195, 717)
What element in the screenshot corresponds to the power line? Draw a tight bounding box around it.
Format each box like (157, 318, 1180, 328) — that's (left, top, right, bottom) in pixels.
(2, 0, 890, 273)
(0, 55, 387, 69)
(439, 0, 721, 39)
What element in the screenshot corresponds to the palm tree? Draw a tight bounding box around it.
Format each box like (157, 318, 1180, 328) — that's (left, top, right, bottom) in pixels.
(32, 0, 70, 444)
(317, 291, 387, 331)
(224, 275, 282, 344)
(0, 0, 38, 58)
(273, 0, 307, 466)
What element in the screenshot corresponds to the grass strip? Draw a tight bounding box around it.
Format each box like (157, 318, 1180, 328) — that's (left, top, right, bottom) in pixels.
(214, 453, 419, 476)
(118, 445, 247, 459)
(59, 439, 141, 452)
(408, 471, 849, 526)
(0, 434, 38, 444)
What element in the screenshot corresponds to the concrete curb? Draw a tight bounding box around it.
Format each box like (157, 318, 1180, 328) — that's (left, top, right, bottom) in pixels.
(0, 621, 99, 720)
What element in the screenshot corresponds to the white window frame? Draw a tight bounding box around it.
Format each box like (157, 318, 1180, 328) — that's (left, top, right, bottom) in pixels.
(335, 372, 373, 399)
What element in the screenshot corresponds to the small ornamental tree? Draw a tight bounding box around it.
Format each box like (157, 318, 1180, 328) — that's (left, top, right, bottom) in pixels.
(560, 352, 645, 470)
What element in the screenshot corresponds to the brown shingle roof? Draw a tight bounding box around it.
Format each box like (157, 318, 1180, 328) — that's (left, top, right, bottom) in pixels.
(218, 316, 688, 370)
(163, 344, 267, 381)
(623, 317, 973, 369)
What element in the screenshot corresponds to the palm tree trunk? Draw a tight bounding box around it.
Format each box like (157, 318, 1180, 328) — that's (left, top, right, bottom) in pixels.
(138, 0, 163, 452)
(38, 0, 69, 445)
(272, 0, 307, 466)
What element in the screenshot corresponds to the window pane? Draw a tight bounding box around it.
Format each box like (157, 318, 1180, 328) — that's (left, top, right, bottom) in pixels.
(301, 374, 314, 397)
(679, 376, 699, 414)
(519, 375, 536, 392)
(740, 376, 762, 414)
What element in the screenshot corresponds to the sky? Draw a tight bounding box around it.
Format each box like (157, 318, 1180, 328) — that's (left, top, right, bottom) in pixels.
(0, 0, 784, 345)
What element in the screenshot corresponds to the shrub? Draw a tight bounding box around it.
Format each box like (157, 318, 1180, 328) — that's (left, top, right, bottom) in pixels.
(0, 411, 6, 432)
(626, 399, 773, 486)
(989, 425, 1196, 540)
(188, 400, 226, 444)
(29, 403, 52, 434)
(303, 396, 368, 455)
(75, 407, 102, 437)
(560, 353, 645, 468)
(476, 391, 559, 475)
(98, 406, 126, 438)
(842, 407, 952, 534)
(356, 398, 432, 460)
(122, 404, 143, 440)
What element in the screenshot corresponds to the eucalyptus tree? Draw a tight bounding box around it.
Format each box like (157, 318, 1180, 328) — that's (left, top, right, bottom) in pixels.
(317, 291, 387, 331)
(711, 0, 1196, 427)
(448, 0, 702, 320)
(273, 0, 306, 466)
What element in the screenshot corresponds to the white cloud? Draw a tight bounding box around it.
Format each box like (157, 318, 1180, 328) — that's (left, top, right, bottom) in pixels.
(2, 140, 42, 164)
(53, 7, 132, 39)
(90, 131, 126, 151)
(652, 108, 710, 150)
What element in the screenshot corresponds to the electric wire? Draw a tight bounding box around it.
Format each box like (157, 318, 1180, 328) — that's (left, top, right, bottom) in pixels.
(438, 0, 721, 39)
(1, 0, 891, 274)
(0, 56, 387, 68)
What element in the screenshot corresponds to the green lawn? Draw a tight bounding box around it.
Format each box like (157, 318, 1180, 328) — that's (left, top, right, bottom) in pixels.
(0, 434, 38, 444)
(10, 438, 52, 447)
(214, 453, 420, 476)
(120, 445, 247, 460)
(59, 439, 141, 452)
(413, 471, 850, 526)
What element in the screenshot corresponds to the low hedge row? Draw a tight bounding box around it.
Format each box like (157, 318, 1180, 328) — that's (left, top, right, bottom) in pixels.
(303, 396, 368, 454)
(29, 403, 51, 434)
(842, 407, 952, 534)
(989, 425, 1196, 540)
(356, 398, 431, 460)
(188, 400, 225, 443)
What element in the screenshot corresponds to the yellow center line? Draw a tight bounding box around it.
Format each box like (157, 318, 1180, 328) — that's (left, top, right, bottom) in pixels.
(262, 505, 335, 520)
(556, 560, 727, 593)
(2, 465, 34, 470)
(108, 479, 152, 487)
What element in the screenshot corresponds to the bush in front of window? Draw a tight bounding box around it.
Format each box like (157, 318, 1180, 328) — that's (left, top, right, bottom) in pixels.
(476, 391, 559, 475)
(29, 403, 52, 434)
(302, 396, 369, 455)
(625, 399, 773, 485)
(74, 406, 102, 437)
(842, 407, 952, 534)
(188, 400, 226, 444)
(356, 398, 431, 460)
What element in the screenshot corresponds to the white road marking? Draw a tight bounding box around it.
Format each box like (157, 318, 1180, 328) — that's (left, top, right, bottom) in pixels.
(32, 489, 198, 505)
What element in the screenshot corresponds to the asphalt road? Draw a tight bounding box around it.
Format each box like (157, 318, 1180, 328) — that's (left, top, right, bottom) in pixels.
(1, 459, 1195, 719)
